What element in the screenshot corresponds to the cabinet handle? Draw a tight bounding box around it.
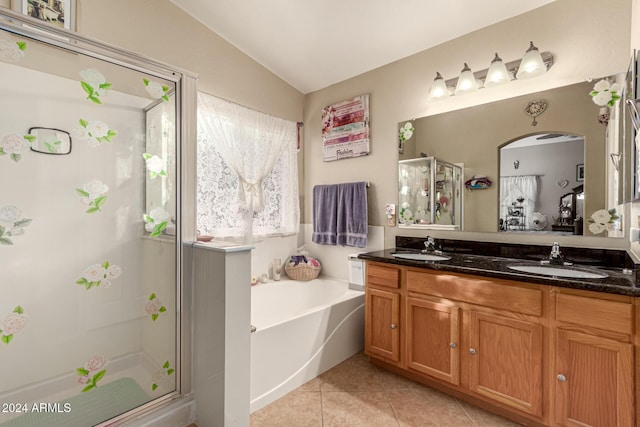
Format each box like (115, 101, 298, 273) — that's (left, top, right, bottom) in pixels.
(449, 342, 457, 349)
(469, 348, 477, 355)
(557, 374, 567, 382)
(390, 324, 397, 330)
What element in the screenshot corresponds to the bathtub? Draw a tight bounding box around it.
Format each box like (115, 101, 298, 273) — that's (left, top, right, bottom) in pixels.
(250, 278, 364, 413)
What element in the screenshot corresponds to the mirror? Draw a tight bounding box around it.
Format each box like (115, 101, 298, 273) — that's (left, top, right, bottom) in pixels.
(28, 127, 72, 155)
(399, 77, 625, 238)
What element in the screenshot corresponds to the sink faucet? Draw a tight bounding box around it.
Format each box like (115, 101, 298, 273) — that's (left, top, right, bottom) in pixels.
(423, 236, 443, 254)
(548, 242, 565, 265)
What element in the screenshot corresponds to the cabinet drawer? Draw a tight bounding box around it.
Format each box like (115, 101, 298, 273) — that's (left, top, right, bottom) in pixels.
(367, 263, 400, 289)
(556, 293, 632, 335)
(407, 270, 542, 316)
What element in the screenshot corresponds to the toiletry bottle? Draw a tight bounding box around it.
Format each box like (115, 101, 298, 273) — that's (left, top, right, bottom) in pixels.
(273, 258, 281, 281)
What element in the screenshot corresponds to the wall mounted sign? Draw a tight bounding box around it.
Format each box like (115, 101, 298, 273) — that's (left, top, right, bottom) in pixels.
(321, 94, 370, 162)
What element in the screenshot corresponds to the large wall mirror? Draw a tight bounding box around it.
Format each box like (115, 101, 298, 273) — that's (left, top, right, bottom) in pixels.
(398, 76, 631, 239)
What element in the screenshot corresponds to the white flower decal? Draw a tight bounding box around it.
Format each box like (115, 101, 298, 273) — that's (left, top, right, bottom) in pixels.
(145, 293, 167, 321)
(76, 261, 122, 290)
(1, 306, 27, 344)
(143, 78, 170, 102)
(399, 122, 414, 142)
(76, 355, 108, 392)
(589, 79, 621, 107)
(143, 207, 171, 237)
(151, 361, 175, 391)
(76, 179, 109, 213)
(587, 208, 620, 235)
(0, 205, 31, 245)
(0, 134, 34, 162)
(79, 68, 112, 104)
(143, 153, 167, 179)
(72, 119, 117, 147)
(0, 40, 26, 62)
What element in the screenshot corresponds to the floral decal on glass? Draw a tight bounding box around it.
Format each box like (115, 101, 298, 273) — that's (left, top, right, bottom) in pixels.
(143, 78, 170, 102)
(79, 69, 112, 104)
(72, 119, 117, 147)
(0, 205, 31, 245)
(143, 153, 167, 179)
(587, 208, 621, 235)
(76, 179, 109, 213)
(0, 40, 26, 62)
(76, 261, 122, 290)
(399, 122, 414, 142)
(143, 207, 170, 237)
(1, 306, 27, 345)
(589, 80, 621, 108)
(77, 355, 108, 392)
(145, 293, 166, 321)
(0, 134, 34, 162)
(151, 360, 175, 391)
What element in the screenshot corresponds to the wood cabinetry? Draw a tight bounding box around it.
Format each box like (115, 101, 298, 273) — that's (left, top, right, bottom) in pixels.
(553, 293, 634, 427)
(364, 261, 637, 427)
(364, 263, 401, 364)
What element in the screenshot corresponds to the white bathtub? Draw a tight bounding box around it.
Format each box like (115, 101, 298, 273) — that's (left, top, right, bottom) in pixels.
(250, 278, 364, 413)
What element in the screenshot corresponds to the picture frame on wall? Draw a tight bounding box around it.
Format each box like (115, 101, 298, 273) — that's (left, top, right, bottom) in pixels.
(11, 0, 76, 31)
(576, 163, 584, 182)
(321, 94, 370, 162)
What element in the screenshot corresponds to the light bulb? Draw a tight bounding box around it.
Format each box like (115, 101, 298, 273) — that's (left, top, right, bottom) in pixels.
(454, 63, 478, 95)
(429, 72, 450, 99)
(516, 41, 547, 79)
(484, 53, 510, 88)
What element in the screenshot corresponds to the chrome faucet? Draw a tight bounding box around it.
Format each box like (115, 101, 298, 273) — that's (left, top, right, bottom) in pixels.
(424, 236, 436, 252)
(548, 242, 564, 265)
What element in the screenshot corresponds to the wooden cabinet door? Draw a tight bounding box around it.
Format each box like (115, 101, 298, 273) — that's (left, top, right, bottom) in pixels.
(468, 311, 543, 417)
(555, 329, 634, 427)
(406, 297, 460, 385)
(365, 287, 400, 363)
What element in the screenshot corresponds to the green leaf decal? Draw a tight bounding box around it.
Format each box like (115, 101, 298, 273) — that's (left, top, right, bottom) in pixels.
(99, 83, 112, 90)
(149, 293, 156, 300)
(0, 225, 5, 235)
(163, 361, 170, 369)
(82, 384, 95, 393)
(152, 313, 158, 321)
(167, 369, 175, 376)
(10, 153, 21, 162)
(14, 219, 31, 228)
(143, 78, 150, 86)
(143, 153, 152, 160)
(152, 383, 158, 391)
(1, 335, 12, 344)
(159, 306, 167, 313)
(76, 189, 90, 197)
(0, 147, 5, 155)
(94, 196, 107, 208)
(86, 207, 100, 214)
(102, 261, 110, 269)
(92, 370, 106, 384)
(143, 214, 153, 223)
(45, 142, 56, 153)
(16, 41, 26, 51)
(13, 306, 23, 314)
(81, 81, 94, 96)
(77, 368, 90, 376)
(23, 134, 36, 142)
(151, 221, 168, 237)
(88, 95, 101, 104)
(162, 95, 169, 102)
(79, 119, 88, 127)
(0, 237, 14, 245)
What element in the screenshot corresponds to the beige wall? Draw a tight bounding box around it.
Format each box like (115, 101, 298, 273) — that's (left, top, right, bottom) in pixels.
(304, 0, 632, 249)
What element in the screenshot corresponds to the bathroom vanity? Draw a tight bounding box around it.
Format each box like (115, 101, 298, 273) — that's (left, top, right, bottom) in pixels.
(360, 240, 638, 427)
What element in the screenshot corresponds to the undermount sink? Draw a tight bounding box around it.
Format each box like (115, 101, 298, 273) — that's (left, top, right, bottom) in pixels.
(507, 265, 608, 279)
(391, 253, 451, 261)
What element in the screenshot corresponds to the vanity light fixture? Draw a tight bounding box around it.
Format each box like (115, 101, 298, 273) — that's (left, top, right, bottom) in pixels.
(430, 41, 553, 99)
(454, 63, 478, 95)
(429, 72, 450, 98)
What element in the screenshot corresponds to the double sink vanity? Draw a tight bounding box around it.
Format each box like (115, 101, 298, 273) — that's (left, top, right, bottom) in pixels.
(359, 237, 639, 426)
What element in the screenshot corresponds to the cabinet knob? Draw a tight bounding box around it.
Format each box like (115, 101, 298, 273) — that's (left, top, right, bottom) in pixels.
(557, 374, 567, 382)
(391, 324, 397, 330)
(469, 348, 477, 355)
(449, 342, 457, 349)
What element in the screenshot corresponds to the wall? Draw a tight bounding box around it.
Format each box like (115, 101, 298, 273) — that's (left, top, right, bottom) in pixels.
(630, 0, 640, 260)
(304, 0, 632, 250)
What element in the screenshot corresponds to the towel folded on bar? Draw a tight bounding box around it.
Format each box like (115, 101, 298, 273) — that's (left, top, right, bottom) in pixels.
(312, 181, 368, 248)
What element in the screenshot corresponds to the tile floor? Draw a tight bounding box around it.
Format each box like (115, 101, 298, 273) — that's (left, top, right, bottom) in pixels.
(250, 352, 523, 427)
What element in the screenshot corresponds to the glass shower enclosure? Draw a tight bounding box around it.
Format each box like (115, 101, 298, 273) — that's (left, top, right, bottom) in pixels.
(0, 9, 194, 426)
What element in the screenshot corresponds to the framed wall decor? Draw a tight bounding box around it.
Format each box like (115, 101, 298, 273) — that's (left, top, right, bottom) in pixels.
(576, 163, 584, 182)
(11, 0, 76, 31)
(321, 94, 370, 162)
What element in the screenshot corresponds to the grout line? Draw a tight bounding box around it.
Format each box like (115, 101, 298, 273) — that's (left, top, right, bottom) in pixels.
(374, 365, 401, 427)
(455, 397, 480, 427)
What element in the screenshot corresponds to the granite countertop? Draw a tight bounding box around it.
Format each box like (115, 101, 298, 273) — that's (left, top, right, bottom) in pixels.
(358, 248, 639, 297)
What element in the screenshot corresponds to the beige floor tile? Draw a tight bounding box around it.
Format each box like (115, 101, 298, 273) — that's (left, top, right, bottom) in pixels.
(321, 391, 399, 427)
(375, 366, 426, 391)
(386, 388, 474, 427)
(320, 353, 383, 392)
(250, 390, 322, 427)
(298, 377, 321, 392)
(457, 400, 524, 426)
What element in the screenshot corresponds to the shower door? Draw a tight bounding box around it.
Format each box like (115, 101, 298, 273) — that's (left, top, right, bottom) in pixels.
(0, 10, 189, 427)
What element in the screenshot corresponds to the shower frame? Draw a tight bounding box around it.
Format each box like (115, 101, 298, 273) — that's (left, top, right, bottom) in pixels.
(0, 7, 198, 426)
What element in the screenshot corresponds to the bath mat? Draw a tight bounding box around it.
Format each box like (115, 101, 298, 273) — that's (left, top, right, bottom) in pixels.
(0, 377, 149, 427)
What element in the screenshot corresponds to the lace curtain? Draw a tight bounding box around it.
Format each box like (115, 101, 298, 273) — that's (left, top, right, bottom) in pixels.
(197, 92, 299, 242)
(500, 175, 538, 230)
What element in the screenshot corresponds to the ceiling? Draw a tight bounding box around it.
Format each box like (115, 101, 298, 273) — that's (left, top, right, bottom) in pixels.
(170, 0, 556, 94)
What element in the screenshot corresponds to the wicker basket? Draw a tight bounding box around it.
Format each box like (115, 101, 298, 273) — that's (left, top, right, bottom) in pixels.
(285, 259, 321, 281)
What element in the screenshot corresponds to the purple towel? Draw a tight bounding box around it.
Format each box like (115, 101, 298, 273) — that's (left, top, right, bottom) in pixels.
(337, 182, 368, 248)
(312, 184, 338, 245)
